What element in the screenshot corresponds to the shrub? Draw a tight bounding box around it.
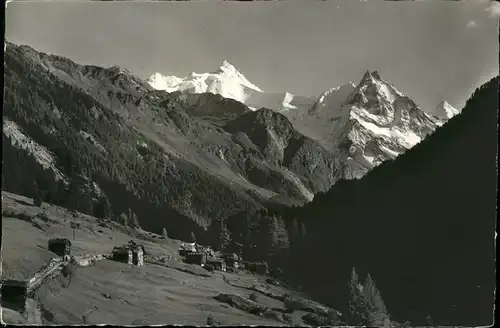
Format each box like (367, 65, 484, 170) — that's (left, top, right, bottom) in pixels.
(34, 193, 43, 207)
(206, 313, 215, 326)
(249, 292, 258, 302)
(284, 296, 302, 311)
(118, 212, 128, 226)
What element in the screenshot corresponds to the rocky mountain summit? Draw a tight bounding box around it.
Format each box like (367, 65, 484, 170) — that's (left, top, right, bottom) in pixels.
(150, 64, 448, 180)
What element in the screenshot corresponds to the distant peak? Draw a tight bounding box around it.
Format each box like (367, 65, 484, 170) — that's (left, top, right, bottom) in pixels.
(435, 100, 459, 119)
(221, 60, 234, 68)
(362, 70, 372, 81)
(218, 60, 239, 73)
(361, 70, 383, 82)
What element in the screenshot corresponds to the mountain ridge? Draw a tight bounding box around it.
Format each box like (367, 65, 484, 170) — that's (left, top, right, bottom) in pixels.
(2, 41, 453, 242)
(277, 75, 498, 326)
(2, 42, 343, 237)
(148, 64, 447, 180)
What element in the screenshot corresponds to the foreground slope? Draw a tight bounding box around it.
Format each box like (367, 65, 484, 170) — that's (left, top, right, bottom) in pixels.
(1, 192, 333, 326)
(280, 76, 498, 326)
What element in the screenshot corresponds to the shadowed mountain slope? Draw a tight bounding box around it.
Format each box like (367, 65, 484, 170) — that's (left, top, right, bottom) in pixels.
(279, 76, 498, 326)
(2, 42, 343, 242)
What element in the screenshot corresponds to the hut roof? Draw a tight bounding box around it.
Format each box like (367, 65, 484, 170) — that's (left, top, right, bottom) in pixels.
(114, 243, 144, 252)
(49, 238, 71, 245)
(1, 280, 28, 288)
(180, 243, 197, 252)
(112, 246, 132, 253)
(207, 258, 224, 264)
(186, 252, 205, 257)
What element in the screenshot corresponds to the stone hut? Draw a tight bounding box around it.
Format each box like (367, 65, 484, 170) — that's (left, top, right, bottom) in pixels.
(185, 252, 207, 266)
(112, 246, 133, 264)
(1, 280, 28, 312)
(223, 253, 240, 270)
(207, 258, 226, 272)
(111, 242, 144, 266)
(48, 238, 71, 256)
(179, 243, 197, 257)
(132, 245, 144, 266)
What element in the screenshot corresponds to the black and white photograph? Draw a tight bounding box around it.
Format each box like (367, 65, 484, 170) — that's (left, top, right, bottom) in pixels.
(1, 0, 498, 326)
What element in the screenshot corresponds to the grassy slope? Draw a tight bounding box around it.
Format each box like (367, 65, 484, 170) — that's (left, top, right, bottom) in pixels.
(1, 191, 309, 325)
(1, 192, 182, 280)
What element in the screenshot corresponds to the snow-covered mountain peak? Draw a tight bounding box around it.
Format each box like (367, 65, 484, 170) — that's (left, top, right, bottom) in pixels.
(309, 82, 357, 115)
(216, 60, 238, 74)
(212, 60, 263, 92)
(360, 70, 383, 84)
(371, 70, 382, 80)
(347, 70, 407, 114)
(434, 100, 459, 119)
(285, 70, 442, 180)
(146, 61, 263, 104)
(146, 72, 184, 92)
(333, 71, 442, 178)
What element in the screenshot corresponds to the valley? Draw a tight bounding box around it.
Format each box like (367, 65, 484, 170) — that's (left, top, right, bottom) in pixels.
(1, 37, 496, 327)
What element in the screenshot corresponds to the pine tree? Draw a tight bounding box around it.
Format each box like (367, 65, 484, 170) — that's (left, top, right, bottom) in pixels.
(33, 190, 43, 207)
(190, 231, 197, 243)
(348, 269, 391, 327)
(130, 212, 140, 229)
(363, 274, 390, 327)
(119, 212, 128, 227)
(94, 196, 111, 219)
(217, 222, 231, 251)
(348, 267, 366, 325)
(208, 218, 231, 251)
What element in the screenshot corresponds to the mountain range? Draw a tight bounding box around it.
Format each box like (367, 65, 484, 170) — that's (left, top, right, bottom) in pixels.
(3, 42, 455, 235)
(149, 62, 454, 179)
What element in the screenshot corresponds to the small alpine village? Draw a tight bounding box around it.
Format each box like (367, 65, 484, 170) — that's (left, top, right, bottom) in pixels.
(3, 192, 338, 326)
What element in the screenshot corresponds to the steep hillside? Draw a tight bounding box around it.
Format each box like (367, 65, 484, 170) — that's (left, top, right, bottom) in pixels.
(279, 76, 498, 326)
(1, 191, 336, 326)
(2, 42, 342, 242)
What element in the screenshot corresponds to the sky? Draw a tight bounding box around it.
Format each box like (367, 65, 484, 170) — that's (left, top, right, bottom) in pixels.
(5, 0, 499, 110)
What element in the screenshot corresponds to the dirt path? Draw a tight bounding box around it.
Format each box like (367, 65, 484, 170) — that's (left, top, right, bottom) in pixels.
(219, 273, 286, 302)
(23, 253, 106, 324)
(28, 260, 65, 292)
